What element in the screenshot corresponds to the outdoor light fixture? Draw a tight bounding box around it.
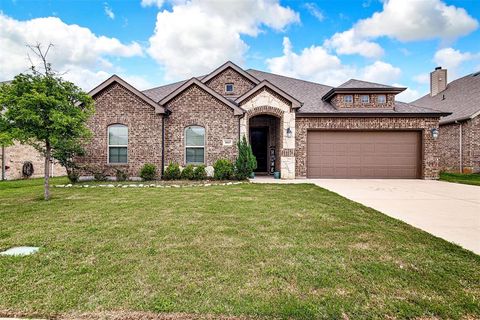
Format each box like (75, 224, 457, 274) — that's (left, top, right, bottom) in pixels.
(431, 128, 439, 140)
(286, 127, 292, 138)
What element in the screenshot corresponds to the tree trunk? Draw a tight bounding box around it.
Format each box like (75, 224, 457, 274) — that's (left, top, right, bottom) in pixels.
(1, 145, 5, 181)
(44, 141, 51, 200)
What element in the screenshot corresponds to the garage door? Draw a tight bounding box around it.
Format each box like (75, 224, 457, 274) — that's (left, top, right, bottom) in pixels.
(307, 131, 421, 178)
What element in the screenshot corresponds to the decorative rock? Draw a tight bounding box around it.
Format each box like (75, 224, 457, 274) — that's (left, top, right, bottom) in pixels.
(172, 185, 180, 188)
(204, 183, 211, 187)
(56, 185, 65, 188)
(122, 185, 129, 188)
(205, 166, 214, 177)
(0, 246, 40, 256)
(83, 185, 89, 188)
(107, 184, 114, 188)
(129, 184, 138, 188)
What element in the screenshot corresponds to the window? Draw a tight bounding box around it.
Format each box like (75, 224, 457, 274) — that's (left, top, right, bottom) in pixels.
(377, 94, 386, 103)
(225, 83, 234, 93)
(361, 95, 370, 103)
(185, 126, 205, 164)
(343, 95, 353, 103)
(108, 124, 128, 164)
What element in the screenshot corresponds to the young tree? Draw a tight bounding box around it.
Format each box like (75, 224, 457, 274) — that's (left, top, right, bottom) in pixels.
(0, 102, 14, 181)
(0, 44, 94, 199)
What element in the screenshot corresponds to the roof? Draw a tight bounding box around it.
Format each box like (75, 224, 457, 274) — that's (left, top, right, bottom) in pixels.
(201, 61, 260, 85)
(90, 75, 165, 114)
(337, 79, 398, 89)
(322, 79, 406, 101)
(235, 80, 302, 109)
(158, 77, 244, 116)
(413, 71, 480, 124)
(142, 67, 447, 117)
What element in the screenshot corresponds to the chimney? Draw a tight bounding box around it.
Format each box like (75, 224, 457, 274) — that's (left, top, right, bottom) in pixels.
(430, 66, 447, 97)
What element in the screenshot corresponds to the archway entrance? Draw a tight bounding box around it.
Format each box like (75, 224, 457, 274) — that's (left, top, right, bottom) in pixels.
(249, 114, 281, 174)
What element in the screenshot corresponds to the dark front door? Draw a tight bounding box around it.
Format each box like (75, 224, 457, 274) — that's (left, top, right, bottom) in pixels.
(250, 127, 268, 172)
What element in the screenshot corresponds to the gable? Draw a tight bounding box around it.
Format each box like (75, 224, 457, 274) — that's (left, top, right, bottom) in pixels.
(204, 67, 256, 97)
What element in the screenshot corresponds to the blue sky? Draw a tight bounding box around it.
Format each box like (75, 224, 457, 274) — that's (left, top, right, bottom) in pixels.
(0, 0, 479, 101)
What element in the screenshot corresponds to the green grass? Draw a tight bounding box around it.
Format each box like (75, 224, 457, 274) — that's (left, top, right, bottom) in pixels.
(440, 172, 480, 186)
(0, 179, 479, 319)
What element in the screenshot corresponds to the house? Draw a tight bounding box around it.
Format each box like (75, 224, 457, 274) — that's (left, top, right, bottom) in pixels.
(413, 67, 480, 173)
(79, 61, 449, 180)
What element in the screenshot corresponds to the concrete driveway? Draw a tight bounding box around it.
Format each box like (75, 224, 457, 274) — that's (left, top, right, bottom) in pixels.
(252, 177, 480, 254)
(310, 179, 480, 255)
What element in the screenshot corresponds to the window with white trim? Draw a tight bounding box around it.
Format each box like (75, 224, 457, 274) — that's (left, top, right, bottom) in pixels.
(361, 95, 370, 103)
(377, 94, 386, 103)
(343, 95, 353, 103)
(185, 126, 205, 164)
(108, 124, 128, 164)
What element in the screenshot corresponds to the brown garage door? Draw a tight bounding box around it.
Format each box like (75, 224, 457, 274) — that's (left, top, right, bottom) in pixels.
(307, 131, 421, 178)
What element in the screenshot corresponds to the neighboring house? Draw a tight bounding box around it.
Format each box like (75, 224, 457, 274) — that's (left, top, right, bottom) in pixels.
(0, 80, 65, 180)
(413, 67, 480, 173)
(0, 142, 65, 180)
(79, 61, 449, 180)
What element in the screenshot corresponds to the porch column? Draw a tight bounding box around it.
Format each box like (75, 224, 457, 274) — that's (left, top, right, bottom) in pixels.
(280, 112, 295, 179)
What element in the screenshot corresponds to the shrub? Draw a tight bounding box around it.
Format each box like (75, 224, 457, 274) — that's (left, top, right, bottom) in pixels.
(235, 135, 257, 180)
(163, 162, 181, 180)
(67, 170, 79, 184)
(140, 163, 157, 181)
(93, 170, 108, 182)
(193, 165, 207, 180)
(181, 164, 195, 180)
(115, 169, 128, 182)
(213, 159, 235, 180)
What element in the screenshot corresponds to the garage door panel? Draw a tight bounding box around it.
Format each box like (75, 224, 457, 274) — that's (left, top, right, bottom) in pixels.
(307, 131, 420, 179)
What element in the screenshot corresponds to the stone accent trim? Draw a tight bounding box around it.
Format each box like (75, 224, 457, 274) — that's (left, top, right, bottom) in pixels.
(246, 105, 285, 118)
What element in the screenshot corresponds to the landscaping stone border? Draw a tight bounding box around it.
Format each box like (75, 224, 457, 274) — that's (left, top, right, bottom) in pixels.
(54, 182, 245, 189)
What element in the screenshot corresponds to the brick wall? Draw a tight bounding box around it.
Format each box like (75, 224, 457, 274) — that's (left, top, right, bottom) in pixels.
(2, 142, 65, 180)
(439, 117, 480, 173)
(331, 93, 395, 109)
(205, 67, 256, 97)
(78, 82, 163, 178)
(295, 117, 441, 179)
(164, 84, 240, 166)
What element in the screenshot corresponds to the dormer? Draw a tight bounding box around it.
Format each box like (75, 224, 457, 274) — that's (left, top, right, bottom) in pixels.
(322, 79, 406, 109)
(202, 61, 260, 98)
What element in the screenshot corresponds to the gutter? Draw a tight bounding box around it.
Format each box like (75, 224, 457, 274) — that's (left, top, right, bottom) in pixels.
(296, 112, 451, 118)
(161, 111, 170, 177)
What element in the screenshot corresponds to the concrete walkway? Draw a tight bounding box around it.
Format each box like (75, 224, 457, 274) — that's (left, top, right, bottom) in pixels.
(252, 177, 480, 254)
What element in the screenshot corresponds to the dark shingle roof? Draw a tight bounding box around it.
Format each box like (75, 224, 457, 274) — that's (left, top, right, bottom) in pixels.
(413, 72, 480, 124)
(337, 79, 397, 89)
(142, 68, 447, 116)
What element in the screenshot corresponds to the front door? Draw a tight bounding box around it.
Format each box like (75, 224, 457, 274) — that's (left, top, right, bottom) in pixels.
(250, 127, 268, 172)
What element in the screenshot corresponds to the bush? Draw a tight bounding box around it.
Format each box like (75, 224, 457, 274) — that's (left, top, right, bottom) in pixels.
(181, 164, 195, 180)
(93, 170, 108, 182)
(193, 165, 207, 180)
(140, 163, 157, 181)
(115, 169, 128, 182)
(67, 170, 79, 184)
(213, 159, 235, 180)
(163, 162, 181, 180)
(235, 136, 257, 180)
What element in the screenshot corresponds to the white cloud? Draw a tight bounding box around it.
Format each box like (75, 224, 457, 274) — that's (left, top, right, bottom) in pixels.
(361, 61, 401, 84)
(304, 3, 324, 21)
(324, 29, 384, 58)
(266, 37, 401, 87)
(266, 37, 355, 86)
(141, 0, 165, 9)
(147, 0, 299, 80)
(433, 47, 476, 79)
(394, 84, 425, 102)
(104, 2, 115, 19)
(326, 0, 478, 57)
(0, 13, 143, 90)
(414, 73, 430, 85)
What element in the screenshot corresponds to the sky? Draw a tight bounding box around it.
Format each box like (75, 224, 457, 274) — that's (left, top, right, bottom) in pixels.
(0, 0, 479, 102)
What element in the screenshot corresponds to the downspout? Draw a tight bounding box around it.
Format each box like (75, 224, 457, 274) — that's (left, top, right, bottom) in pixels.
(459, 122, 463, 173)
(161, 115, 165, 178)
(1, 145, 5, 181)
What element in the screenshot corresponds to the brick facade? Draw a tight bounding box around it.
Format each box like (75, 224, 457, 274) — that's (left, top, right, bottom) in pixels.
(1, 142, 65, 180)
(164, 84, 240, 167)
(331, 93, 395, 109)
(295, 117, 441, 179)
(439, 117, 480, 173)
(205, 67, 256, 97)
(78, 82, 163, 178)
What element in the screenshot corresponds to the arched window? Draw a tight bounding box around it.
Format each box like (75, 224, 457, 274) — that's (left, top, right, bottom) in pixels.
(108, 124, 128, 164)
(185, 126, 205, 164)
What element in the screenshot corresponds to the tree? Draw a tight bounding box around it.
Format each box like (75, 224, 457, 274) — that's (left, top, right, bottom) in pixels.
(0, 44, 94, 199)
(235, 135, 257, 180)
(0, 99, 14, 181)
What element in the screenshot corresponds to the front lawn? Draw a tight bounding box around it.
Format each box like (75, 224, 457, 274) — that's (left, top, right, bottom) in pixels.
(0, 179, 479, 319)
(440, 172, 480, 186)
